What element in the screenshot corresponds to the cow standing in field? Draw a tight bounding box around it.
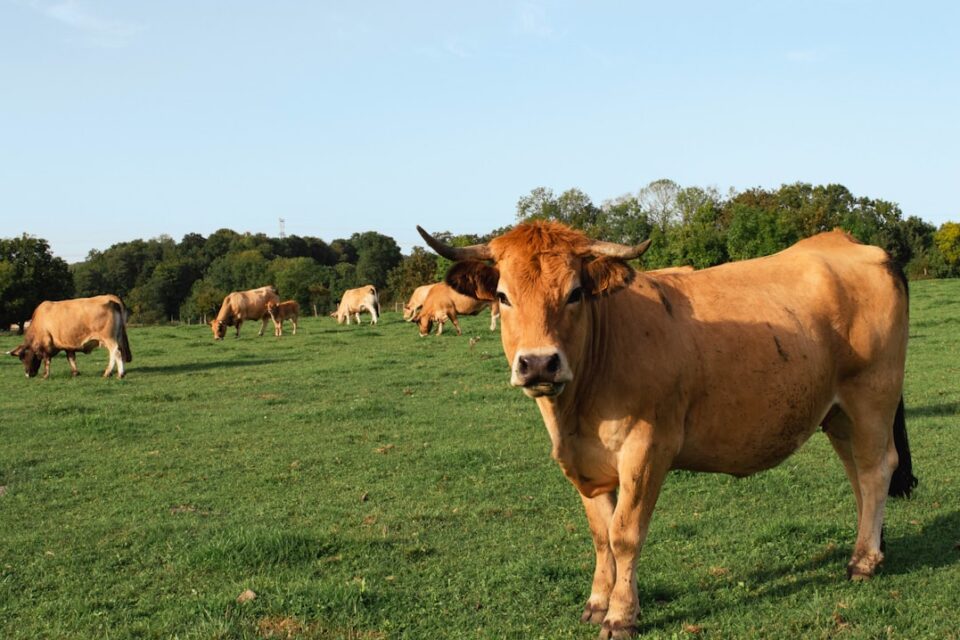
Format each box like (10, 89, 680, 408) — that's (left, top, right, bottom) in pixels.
(412, 282, 500, 336)
(403, 283, 437, 321)
(334, 285, 380, 325)
(266, 300, 300, 336)
(210, 286, 280, 340)
(419, 222, 917, 639)
(8, 295, 132, 379)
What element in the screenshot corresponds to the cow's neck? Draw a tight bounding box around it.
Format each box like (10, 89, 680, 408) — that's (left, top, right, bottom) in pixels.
(531, 282, 678, 496)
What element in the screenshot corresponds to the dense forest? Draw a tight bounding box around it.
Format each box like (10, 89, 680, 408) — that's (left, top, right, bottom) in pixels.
(2, 180, 959, 330)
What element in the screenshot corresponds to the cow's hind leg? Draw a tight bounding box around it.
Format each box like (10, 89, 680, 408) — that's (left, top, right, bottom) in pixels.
(66, 351, 80, 376)
(832, 392, 900, 580)
(580, 491, 616, 625)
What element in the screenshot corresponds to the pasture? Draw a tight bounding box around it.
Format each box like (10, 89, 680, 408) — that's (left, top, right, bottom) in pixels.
(1, 280, 958, 639)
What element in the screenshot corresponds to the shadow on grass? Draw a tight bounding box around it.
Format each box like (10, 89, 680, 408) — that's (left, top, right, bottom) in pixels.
(135, 357, 281, 375)
(907, 401, 960, 418)
(637, 511, 960, 633)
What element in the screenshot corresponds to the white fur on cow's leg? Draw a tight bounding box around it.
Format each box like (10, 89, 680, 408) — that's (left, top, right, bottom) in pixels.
(114, 346, 125, 378)
(580, 492, 616, 626)
(103, 345, 117, 377)
(838, 394, 899, 580)
(42, 357, 51, 379)
(354, 312, 360, 324)
(601, 432, 673, 639)
(490, 311, 499, 331)
(258, 316, 269, 336)
(291, 320, 297, 335)
(436, 320, 443, 336)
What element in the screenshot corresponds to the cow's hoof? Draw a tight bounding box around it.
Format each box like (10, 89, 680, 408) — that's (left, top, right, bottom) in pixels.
(581, 603, 607, 625)
(599, 620, 639, 639)
(71, 371, 80, 377)
(846, 564, 874, 581)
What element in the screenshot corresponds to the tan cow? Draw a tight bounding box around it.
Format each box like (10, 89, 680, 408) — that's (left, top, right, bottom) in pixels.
(210, 286, 279, 340)
(334, 285, 379, 325)
(419, 222, 916, 638)
(266, 300, 300, 336)
(403, 283, 437, 321)
(8, 295, 132, 379)
(412, 282, 500, 336)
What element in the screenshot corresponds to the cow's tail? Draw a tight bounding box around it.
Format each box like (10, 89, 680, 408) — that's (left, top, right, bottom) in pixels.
(111, 299, 133, 363)
(888, 396, 917, 498)
(371, 286, 381, 318)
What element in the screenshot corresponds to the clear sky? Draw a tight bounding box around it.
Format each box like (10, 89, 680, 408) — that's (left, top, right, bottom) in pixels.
(2, 1, 958, 262)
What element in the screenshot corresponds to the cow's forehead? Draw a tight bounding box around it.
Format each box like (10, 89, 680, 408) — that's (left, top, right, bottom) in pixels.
(489, 221, 591, 261)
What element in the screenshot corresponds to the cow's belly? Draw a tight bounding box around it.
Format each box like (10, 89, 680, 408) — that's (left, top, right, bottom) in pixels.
(672, 386, 834, 476)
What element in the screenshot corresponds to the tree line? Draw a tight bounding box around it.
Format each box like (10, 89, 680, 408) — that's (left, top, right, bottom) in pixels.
(2, 180, 959, 330)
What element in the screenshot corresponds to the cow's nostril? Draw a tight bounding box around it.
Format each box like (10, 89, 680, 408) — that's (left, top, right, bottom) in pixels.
(518, 356, 529, 375)
(547, 354, 560, 374)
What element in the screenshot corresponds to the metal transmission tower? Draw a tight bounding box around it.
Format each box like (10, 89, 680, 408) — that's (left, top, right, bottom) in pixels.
(279, 218, 286, 239)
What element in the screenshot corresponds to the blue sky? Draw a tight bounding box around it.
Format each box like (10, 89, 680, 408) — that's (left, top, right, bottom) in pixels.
(1, 1, 958, 262)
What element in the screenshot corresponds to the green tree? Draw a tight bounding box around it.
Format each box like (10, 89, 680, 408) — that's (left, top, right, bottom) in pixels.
(386, 247, 439, 302)
(269, 257, 328, 308)
(934, 222, 960, 271)
(0, 234, 74, 332)
(206, 250, 271, 292)
(351, 231, 402, 291)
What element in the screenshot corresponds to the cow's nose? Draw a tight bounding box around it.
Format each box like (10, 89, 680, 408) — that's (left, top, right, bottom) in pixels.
(516, 353, 561, 385)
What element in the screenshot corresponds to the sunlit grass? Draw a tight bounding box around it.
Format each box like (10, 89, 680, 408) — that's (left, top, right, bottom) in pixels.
(1, 281, 958, 639)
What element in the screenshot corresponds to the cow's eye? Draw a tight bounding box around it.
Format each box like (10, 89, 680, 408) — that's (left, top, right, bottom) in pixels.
(497, 291, 511, 307)
(567, 287, 584, 305)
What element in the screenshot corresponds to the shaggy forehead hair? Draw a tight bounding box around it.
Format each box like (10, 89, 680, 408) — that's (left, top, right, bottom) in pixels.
(489, 221, 592, 262)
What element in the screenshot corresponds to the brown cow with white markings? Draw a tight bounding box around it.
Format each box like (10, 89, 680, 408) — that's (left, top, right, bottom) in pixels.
(8, 295, 132, 379)
(210, 286, 279, 340)
(419, 222, 916, 639)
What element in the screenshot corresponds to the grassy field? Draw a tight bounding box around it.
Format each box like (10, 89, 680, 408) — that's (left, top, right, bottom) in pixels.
(1, 280, 959, 639)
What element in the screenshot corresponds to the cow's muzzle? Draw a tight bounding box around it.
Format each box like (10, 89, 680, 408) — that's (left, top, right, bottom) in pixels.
(513, 351, 570, 398)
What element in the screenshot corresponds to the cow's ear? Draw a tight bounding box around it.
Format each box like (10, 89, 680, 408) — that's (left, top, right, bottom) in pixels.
(583, 257, 635, 296)
(446, 260, 499, 301)
(8, 345, 23, 358)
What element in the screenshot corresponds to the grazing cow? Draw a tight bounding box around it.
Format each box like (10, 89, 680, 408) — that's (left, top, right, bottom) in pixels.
(419, 222, 916, 638)
(8, 295, 132, 379)
(403, 283, 437, 321)
(210, 286, 279, 340)
(334, 285, 380, 325)
(412, 282, 500, 336)
(266, 300, 300, 336)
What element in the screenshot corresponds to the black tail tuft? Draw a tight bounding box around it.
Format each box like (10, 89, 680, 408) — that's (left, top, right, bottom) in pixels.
(888, 397, 918, 498)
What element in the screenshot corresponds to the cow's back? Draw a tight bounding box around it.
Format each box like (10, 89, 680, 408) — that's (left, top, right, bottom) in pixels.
(28, 296, 122, 351)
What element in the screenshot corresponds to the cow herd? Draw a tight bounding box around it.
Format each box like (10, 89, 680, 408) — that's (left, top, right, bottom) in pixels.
(4, 274, 494, 379)
(6, 221, 922, 639)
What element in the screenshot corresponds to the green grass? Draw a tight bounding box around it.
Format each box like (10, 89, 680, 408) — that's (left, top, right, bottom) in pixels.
(2, 281, 959, 639)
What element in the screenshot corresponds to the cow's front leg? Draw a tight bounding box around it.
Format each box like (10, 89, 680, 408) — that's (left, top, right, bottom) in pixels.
(235, 320, 243, 338)
(580, 491, 616, 625)
(600, 435, 672, 639)
(42, 357, 51, 379)
(258, 316, 269, 336)
(66, 351, 79, 376)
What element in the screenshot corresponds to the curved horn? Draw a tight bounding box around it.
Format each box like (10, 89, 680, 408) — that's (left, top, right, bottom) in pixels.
(417, 226, 492, 261)
(586, 238, 652, 260)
